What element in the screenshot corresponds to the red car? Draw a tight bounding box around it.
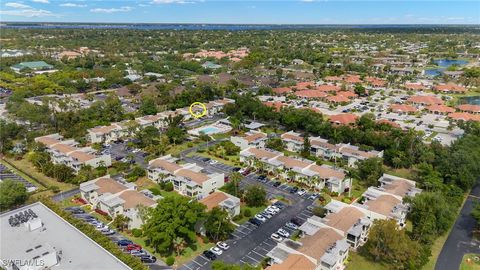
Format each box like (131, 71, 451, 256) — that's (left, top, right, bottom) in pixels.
(126, 244, 142, 251)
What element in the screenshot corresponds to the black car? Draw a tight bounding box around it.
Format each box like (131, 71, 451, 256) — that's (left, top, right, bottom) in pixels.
(117, 239, 133, 246)
(201, 157, 211, 162)
(203, 250, 217, 260)
(140, 255, 157, 263)
(249, 218, 263, 226)
(290, 217, 303, 226)
(289, 187, 299, 193)
(273, 181, 281, 187)
(232, 167, 241, 171)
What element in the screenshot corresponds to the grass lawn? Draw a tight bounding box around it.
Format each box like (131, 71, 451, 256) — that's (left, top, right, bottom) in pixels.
(235, 205, 266, 224)
(194, 151, 240, 167)
(460, 254, 480, 270)
(166, 141, 201, 156)
(3, 157, 76, 191)
(135, 177, 157, 191)
(349, 179, 368, 201)
(346, 252, 388, 270)
(385, 167, 417, 180)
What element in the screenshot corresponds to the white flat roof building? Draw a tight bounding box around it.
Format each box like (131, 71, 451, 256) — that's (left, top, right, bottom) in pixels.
(0, 202, 131, 270)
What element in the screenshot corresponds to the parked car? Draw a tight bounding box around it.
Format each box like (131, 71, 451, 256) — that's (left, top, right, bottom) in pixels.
(273, 181, 281, 187)
(290, 217, 303, 226)
(201, 157, 210, 162)
(269, 205, 280, 213)
(232, 167, 241, 171)
(101, 228, 116, 235)
(130, 250, 147, 256)
(126, 244, 142, 251)
(249, 218, 263, 226)
(297, 189, 307, 196)
(203, 250, 217, 260)
(117, 239, 133, 246)
(273, 201, 285, 209)
(209, 160, 218, 165)
(271, 233, 284, 242)
(140, 255, 157, 263)
(255, 214, 267, 222)
(210, 247, 223, 255)
(217, 242, 230, 250)
(262, 212, 273, 219)
(277, 228, 290, 238)
(308, 194, 319, 200)
(285, 222, 299, 230)
(290, 187, 299, 193)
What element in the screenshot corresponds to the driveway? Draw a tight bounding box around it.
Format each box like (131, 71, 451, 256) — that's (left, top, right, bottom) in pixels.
(435, 181, 480, 270)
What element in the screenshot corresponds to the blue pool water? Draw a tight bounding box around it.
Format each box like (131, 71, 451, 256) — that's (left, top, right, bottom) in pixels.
(200, 126, 220, 134)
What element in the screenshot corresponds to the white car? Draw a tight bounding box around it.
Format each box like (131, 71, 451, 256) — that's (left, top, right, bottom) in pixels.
(297, 189, 307, 196)
(255, 214, 267, 222)
(265, 208, 276, 215)
(209, 160, 218, 165)
(271, 233, 284, 242)
(277, 228, 290, 238)
(217, 242, 230, 250)
(210, 247, 223, 255)
(268, 206, 280, 213)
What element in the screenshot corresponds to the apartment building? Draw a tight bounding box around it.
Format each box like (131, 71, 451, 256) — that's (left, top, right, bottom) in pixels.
(199, 191, 241, 217)
(87, 123, 128, 144)
(267, 227, 349, 270)
(80, 175, 161, 229)
(230, 130, 268, 150)
(147, 155, 225, 199)
(240, 147, 351, 194)
(35, 134, 111, 173)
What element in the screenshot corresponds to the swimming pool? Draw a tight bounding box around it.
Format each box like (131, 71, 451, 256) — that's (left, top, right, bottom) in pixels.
(200, 126, 220, 134)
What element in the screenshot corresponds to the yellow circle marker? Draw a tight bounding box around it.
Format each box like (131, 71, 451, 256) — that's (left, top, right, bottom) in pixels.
(189, 102, 207, 119)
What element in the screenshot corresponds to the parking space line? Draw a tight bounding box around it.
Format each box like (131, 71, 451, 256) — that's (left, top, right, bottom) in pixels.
(197, 256, 209, 262)
(182, 264, 193, 270)
(232, 232, 243, 238)
(256, 246, 271, 253)
(191, 259, 202, 266)
(235, 230, 249, 236)
(251, 250, 265, 257)
(262, 240, 275, 247)
(246, 255, 261, 263)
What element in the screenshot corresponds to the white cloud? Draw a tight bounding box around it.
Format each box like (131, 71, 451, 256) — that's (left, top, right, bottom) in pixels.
(151, 0, 195, 4)
(32, 0, 49, 3)
(60, 3, 86, 7)
(0, 8, 54, 17)
(5, 2, 31, 8)
(90, 6, 132, 13)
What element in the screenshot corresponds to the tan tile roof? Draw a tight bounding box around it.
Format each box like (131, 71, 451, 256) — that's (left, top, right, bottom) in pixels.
(247, 147, 280, 160)
(90, 124, 119, 134)
(364, 194, 401, 217)
(68, 150, 96, 162)
(199, 192, 229, 210)
(276, 156, 311, 169)
(119, 190, 156, 209)
(175, 169, 209, 184)
(325, 207, 365, 233)
(298, 227, 343, 260)
(281, 133, 303, 142)
(245, 132, 266, 143)
(95, 177, 128, 195)
(51, 143, 77, 154)
(150, 159, 182, 173)
(36, 136, 61, 146)
(382, 179, 414, 197)
(308, 165, 345, 179)
(266, 254, 315, 270)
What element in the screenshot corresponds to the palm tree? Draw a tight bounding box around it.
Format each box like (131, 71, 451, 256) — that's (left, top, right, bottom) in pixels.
(173, 237, 186, 257)
(287, 170, 297, 182)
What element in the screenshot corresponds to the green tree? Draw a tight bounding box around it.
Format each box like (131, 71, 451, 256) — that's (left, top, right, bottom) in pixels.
(361, 219, 430, 270)
(204, 207, 235, 241)
(112, 214, 130, 232)
(301, 134, 311, 158)
(244, 185, 266, 207)
(140, 96, 158, 115)
(266, 137, 284, 151)
(142, 196, 206, 255)
(355, 157, 384, 186)
(0, 180, 28, 211)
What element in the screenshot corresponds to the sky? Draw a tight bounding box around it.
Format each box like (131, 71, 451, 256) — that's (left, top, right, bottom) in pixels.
(0, 0, 479, 24)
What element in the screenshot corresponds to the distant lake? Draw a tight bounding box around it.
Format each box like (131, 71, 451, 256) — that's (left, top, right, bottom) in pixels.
(425, 59, 468, 77)
(459, 96, 480, 106)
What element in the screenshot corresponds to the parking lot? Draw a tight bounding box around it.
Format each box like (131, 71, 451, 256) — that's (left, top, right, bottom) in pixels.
(178, 157, 318, 270)
(104, 141, 148, 167)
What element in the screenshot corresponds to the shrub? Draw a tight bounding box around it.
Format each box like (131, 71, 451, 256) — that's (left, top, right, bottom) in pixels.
(149, 187, 161, 195)
(49, 185, 60, 193)
(132, 228, 142, 237)
(242, 208, 252, 217)
(166, 257, 175, 266)
(164, 182, 174, 192)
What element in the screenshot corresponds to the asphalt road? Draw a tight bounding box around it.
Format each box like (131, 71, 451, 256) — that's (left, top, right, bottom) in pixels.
(435, 181, 480, 270)
(52, 188, 80, 202)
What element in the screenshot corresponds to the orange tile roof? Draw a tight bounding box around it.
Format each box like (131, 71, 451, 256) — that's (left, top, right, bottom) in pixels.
(448, 112, 480, 122)
(377, 119, 401, 128)
(316, 84, 341, 92)
(434, 83, 466, 93)
(294, 90, 328, 99)
(295, 81, 315, 89)
(390, 104, 417, 113)
(404, 83, 427, 90)
(457, 104, 480, 113)
(426, 104, 455, 113)
(344, 75, 362, 84)
(326, 95, 350, 103)
(407, 95, 443, 105)
(199, 192, 229, 210)
(263, 101, 285, 112)
(324, 76, 343, 81)
(337, 91, 357, 99)
(272, 87, 292, 95)
(329, 113, 358, 125)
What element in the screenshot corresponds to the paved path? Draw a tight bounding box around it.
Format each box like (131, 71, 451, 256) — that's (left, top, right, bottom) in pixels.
(435, 181, 480, 270)
(52, 188, 80, 202)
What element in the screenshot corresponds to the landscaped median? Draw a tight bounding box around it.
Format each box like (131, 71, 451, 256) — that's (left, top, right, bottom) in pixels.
(460, 254, 480, 270)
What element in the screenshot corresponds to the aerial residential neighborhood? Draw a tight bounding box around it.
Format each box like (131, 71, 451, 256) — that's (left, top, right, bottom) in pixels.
(1, 2, 480, 270)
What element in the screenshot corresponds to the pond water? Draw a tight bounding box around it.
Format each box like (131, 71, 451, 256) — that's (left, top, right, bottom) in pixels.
(424, 59, 468, 77)
(459, 96, 480, 106)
